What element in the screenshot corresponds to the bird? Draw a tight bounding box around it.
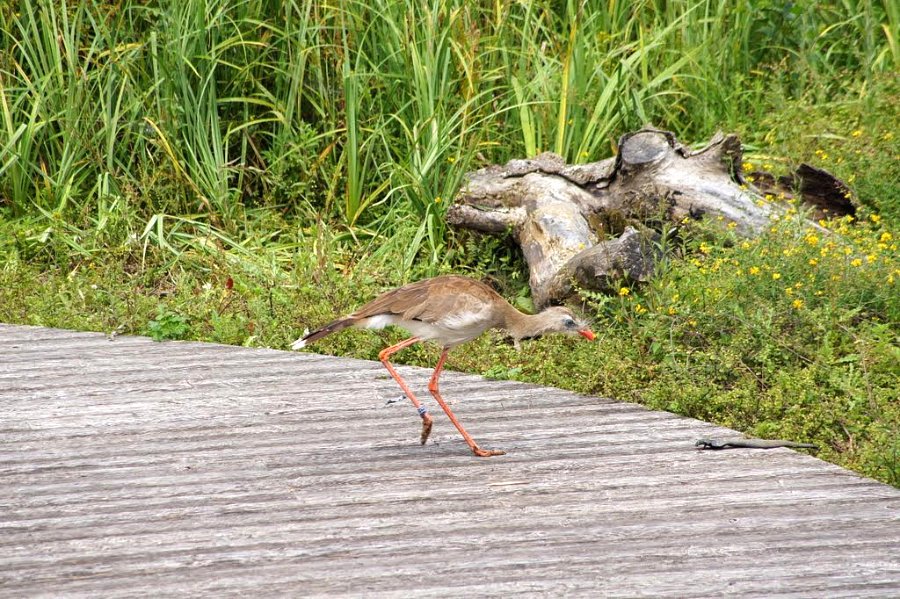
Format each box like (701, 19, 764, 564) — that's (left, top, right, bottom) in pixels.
(291, 275, 595, 457)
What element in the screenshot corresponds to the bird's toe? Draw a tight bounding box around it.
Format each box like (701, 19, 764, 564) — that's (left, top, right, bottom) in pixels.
(472, 447, 506, 457)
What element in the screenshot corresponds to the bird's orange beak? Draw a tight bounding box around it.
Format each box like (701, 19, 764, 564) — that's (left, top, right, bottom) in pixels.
(578, 329, 596, 341)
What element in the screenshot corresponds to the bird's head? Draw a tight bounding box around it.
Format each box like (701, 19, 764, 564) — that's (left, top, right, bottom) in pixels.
(517, 306, 595, 343)
(543, 306, 596, 340)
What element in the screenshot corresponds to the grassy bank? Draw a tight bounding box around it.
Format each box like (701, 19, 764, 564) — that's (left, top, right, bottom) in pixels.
(1, 1, 898, 485)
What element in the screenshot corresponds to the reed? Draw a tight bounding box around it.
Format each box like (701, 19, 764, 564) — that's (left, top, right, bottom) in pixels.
(1, 0, 895, 258)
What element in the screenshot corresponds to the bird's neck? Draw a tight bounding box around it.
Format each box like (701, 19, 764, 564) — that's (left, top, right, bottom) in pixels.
(500, 304, 555, 342)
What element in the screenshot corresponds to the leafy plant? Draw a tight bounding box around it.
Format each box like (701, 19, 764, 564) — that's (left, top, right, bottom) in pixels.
(146, 307, 190, 341)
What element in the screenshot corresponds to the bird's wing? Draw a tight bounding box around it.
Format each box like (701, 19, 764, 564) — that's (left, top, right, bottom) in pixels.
(353, 276, 502, 328)
(351, 277, 433, 318)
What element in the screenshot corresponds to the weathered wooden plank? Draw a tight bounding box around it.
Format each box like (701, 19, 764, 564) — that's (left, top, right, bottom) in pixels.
(2, 538, 897, 598)
(1, 323, 898, 598)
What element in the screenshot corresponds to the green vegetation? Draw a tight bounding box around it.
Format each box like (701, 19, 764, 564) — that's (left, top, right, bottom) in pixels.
(1, 1, 897, 485)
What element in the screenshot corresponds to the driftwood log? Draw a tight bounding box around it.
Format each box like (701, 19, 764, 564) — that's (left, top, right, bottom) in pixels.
(448, 127, 854, 308)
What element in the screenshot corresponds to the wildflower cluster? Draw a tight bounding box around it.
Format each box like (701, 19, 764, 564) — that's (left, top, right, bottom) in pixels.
(596, 209, 899, 335)
(724, 212, 894, 316)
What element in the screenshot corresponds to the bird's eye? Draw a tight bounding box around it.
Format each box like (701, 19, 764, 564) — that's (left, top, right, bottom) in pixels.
(564, 318, 576, 328)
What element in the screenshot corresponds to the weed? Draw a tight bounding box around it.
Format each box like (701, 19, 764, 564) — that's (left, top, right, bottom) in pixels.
(146, 307, 190, 341)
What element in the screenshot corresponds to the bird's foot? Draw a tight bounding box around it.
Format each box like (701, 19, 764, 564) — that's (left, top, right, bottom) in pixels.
(420, 415, 434, 445)
(472, 446, 506, 457)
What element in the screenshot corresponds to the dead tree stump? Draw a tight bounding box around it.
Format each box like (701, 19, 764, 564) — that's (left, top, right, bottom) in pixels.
(447, 127, 853, 307)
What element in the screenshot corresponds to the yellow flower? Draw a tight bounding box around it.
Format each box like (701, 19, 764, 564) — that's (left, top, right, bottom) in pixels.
(804, 234, 819, 246)
(727, 222, 737, 229)
(850, 258, 862, 267)
(851, 129, 862, 137)
(447, 156, 456, 163)
(808, 258, 818, 266)
(772, 272, 782, 280)
(749, 266, 761, 275)
(792, 299, 804, 309)
(785, 287, 794, 296)
(434, 196, 442, 203)
(635, 303, 648, 315)
(699, 243, 711, 254)
(742, 162, 754, 171)
(880, 232, 893, 243)
(619, 287, 630, 297)
(870, 214, 881, 223)
(740, 241, 751, 249)
(667, 306, 677, 315)
(866, 254, 876, 264)
(688, 319, 698, 327)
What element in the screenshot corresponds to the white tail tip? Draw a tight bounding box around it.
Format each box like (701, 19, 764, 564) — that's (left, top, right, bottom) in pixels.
(290, 328, 310, 350)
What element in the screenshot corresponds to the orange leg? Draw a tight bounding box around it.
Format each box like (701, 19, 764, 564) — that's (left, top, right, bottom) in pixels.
(379, 337, 433, 445)
(429, 348, 505, 457)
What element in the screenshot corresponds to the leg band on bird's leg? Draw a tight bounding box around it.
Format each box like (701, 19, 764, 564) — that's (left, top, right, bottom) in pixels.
(379, 337, 434, 445)
(428, 349, 505, 457)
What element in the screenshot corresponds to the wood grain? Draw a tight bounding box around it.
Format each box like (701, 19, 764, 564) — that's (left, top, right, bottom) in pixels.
(1, 323, 898, 597)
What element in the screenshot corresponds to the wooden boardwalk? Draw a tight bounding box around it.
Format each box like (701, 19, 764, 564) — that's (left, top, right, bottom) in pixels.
(1, 323, 898, 597)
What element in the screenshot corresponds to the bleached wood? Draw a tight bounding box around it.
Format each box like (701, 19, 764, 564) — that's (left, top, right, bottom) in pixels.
(1, 323, 898, 598)
(448, 127, 853, 307)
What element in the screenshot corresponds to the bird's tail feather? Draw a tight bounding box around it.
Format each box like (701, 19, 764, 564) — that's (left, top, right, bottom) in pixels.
(290, 318, 354, 350)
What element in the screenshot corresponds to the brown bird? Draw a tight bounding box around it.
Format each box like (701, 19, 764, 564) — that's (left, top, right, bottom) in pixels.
(291, 275, 595, 457)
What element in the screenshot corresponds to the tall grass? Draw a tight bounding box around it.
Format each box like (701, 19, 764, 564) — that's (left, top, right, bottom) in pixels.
(1, 0, 896, 262)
